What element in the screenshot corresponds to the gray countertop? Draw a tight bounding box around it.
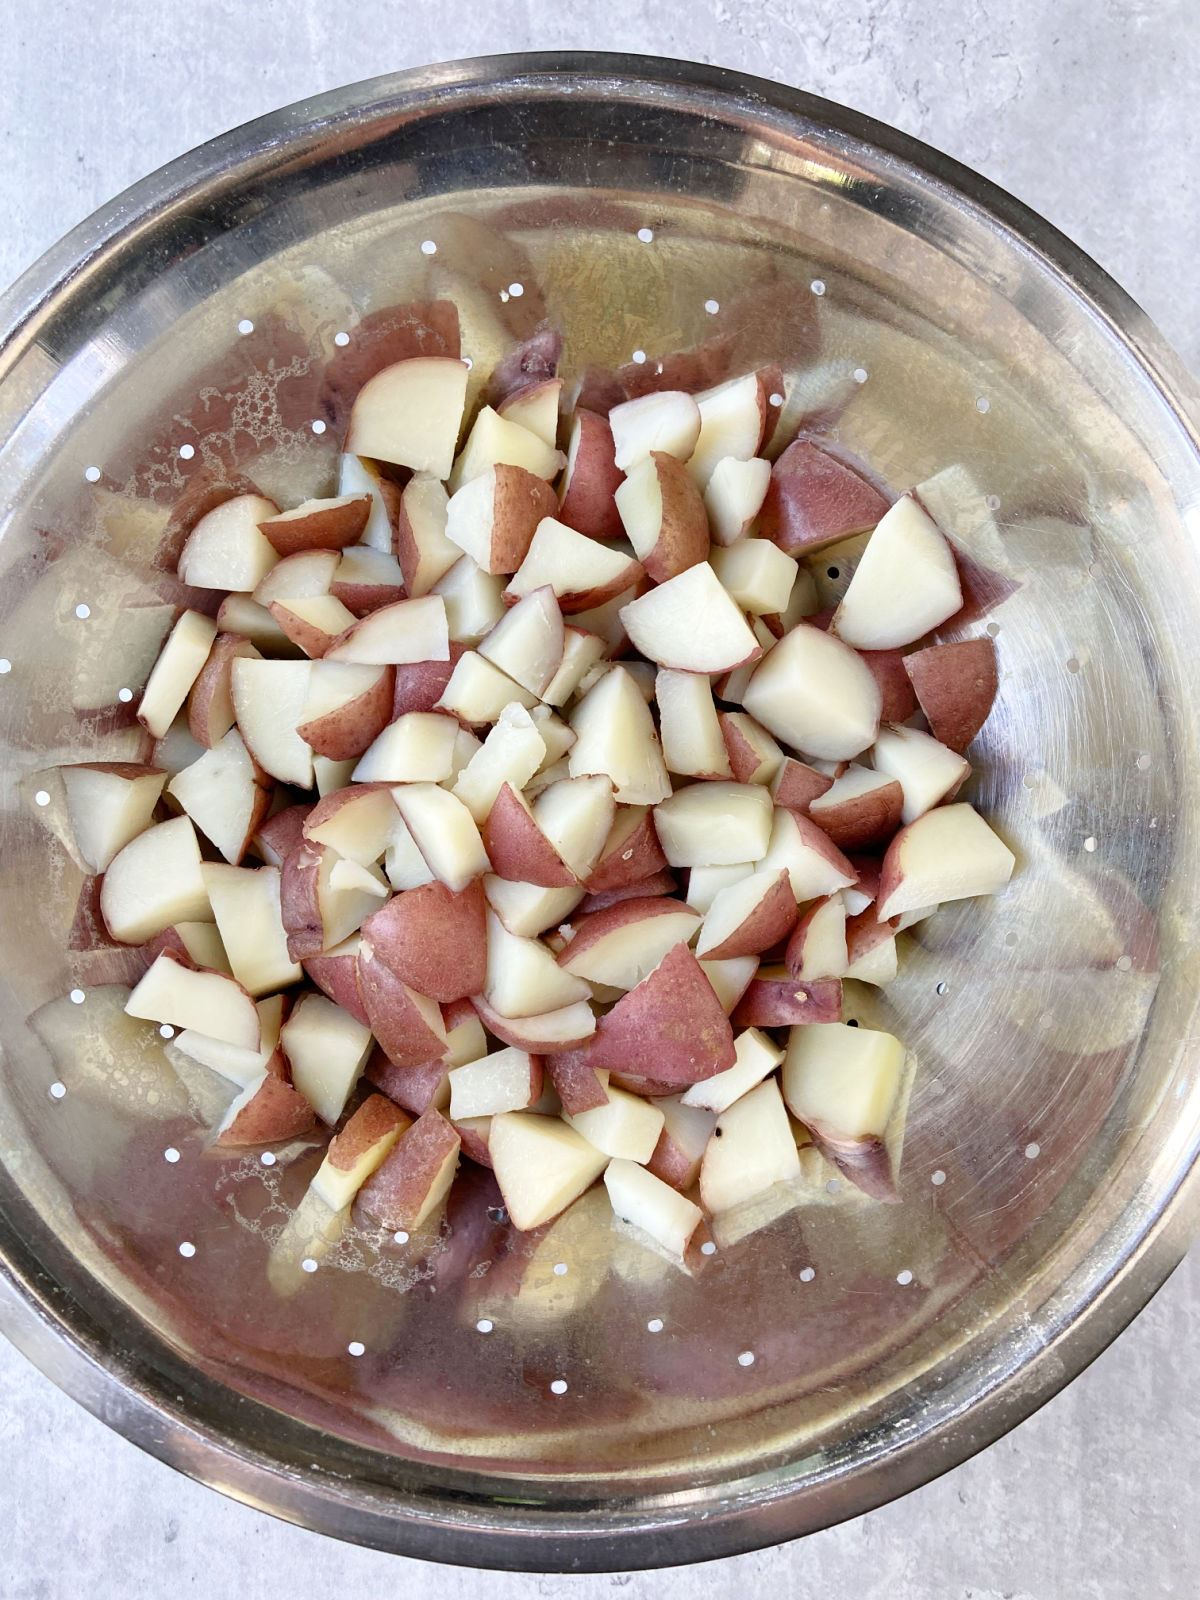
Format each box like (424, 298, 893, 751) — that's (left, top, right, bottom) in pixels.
(2, 5, 1199, 1596)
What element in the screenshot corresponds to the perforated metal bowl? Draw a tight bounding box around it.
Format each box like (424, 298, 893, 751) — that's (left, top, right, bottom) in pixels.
(1, 53, 1199, 1573)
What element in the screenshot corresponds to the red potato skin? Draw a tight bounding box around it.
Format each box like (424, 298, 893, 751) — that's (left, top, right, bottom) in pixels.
(216, 1068, 317, 1147)
(809, 778, 904, 852)
(771, 757, 834, 814)
(699, 870, 798, 961)
(573, 367, 628, 418)
(607, 1071, 691, 1098)
(258, 496, 372, 555)
(806, 1125, 899, 1204)
(557, 895, 700, 971)
(858, 649, 919, 724)
(483, 325, 563, 407)
(356, 942, 449, 1069)
(759, 440, 891, 556)
(304, 947, 370, 1026)
(331, 572, 407, 619)
(295, 666, 395, 760)
(615, 339, 734, 400)
(359, 880, 487, 1003)
(391, 643, 467, 718)
(646, 1129, 697, 1191)
(589, 942, 737, 1085)
(267, 600, 343, 658)
(317, 300, 461, 429)
(482, 783, 577, 887)
(584, 808, 668, 894)
(545, 1049, 611, 1114)
(67, 877, 156, 987)
(188, 632, 259, 748)
(365, 1048, 451, 1117)
(254, 803, 314, 867)
(846, 854, 883, 907)
(576, 870, 677, 916)
(731, 974, 843, 1027)
(469, 994, 595, 1054)
(903, 637, 999, 752)
(639, 451, 711, 583)
(279, 840, 328, 961)
(453, 1119, 494, 1169)
(480, 466, 559, 575)
(784, 896, 842, 980)
(325, 1092, 411, 1169)
(718, 714, 778, 785)
(845, 907, 897, 962)
(557, 410, 625, 541)
(355, 1107, 461, 1232)
(301, 780, 396, 839)
(511, 553, 647, 617)
(152, 468, 266, 576)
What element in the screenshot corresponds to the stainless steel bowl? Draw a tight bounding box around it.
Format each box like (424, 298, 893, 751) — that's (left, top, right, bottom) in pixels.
(2, 53, 1199, 1573)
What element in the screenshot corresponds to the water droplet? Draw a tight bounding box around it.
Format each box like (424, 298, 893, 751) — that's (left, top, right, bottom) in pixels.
(976, 396, 990, 413)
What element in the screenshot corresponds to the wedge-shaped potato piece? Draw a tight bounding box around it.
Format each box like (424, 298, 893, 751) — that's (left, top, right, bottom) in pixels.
(541, 626, 607, 708)
(568, 667, 670, 804)
(759, 439, 889, 556)
(352, 711, 459, 783)
(704, 455, 771, 545)
(296, 661, 393, 761)
(720, 712, 784, 787)
(138, 610, 218, 740)
(324, 595, 450, 666)
(477, 585, 564, 697)
(645, 1095, 717, 1191)
(231, 657, 313, 785)
(280, 839, 387, 959)
(483, 783, 576, 887)
(258, 494, 371, 555)
(254, 547, 340, 606)
(563, 1086, 664, 1163)
(872, 724, 970, 824)
(214, 594, 294, 655)
(178, 494, 279, 589)
(585, 805, 668, 894)
(902, 636, 998, 752)
(126, 949, 259, 1049)
(687, 369, 776, 488)
(785, 894, 848, 981)
(100, 815, 210, 944)
(331, 546, 407, 616)
(59, 762, 166, 873)
(699, 1077, 800, 1214)
(681, 1026, 783, 1115)
(393, 783, 490, 892)
(697, 955, 759, 1015)
(172, 993, 283, 1086)
(445, 464, 558, 575)
(782, 1021, 905, 1200)
(558, 409, 624, 540)
(188, 633, 261, 749)
(833, 493, 963, 649)
(471, 994, 596, 1054)
(344, 356, 470, 478)
(498, 377, 562, 445)
(488, 1111, 608, 1231)
(268, 594, 358, 658)
(201, 862, 302, 996)
(608, 389, 701, 472)
(758, 806, 858, 902)
(168, 728, 272, 865)
(808, 763, 904, 850)
(877, 802, 1014, 920)
(280, 991, 373, 1125)
(448, 1047, 543, 1120)
(615, 450, 709, 583)
(731, 968, 842, 1026)
(310, 1094, 410, 1210)
(449, 406, 565, 491)
(357, 1106, 462, 1232)
(394, 472, 457, 596)
(604, 1158, 703, 1258)
(433, 556, 507, 643)
(619, 563, 760, 674)
(337, 452, 399, 555)
(742, 622, 881, 762)
(653, 781, 772, 868)
(483, 877, 584, 939)
(452, 702, 547, 821)
(436, 651, 539, 724)
(709, 539, 796, 616)
(484, 911, 590, 1018)
(360, 878, 487, 1003)
(303, 783, 397, 865)
(695, 867, 796, 959)
(657, 670, 731, 780)
(558, 897, 700, 990)
(505, 518, 644, 613)
(357, 939, 450, 1069)
(215, 1068, 317, 1149)
(591, 942, 735, 1085)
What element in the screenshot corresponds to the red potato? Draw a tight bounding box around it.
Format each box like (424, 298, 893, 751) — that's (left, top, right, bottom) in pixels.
(188, 633, 261, 748)
(483, 326, 563, 407)
(694, 868, 797, 960)
(808, 765, 905, 851)
(584, 806, 668, 893)
(844, 854, 882, 915)
(470, 993, 596, 1054)
(214, 594, 298, 655)
(619, 563, 761, 675)
(877, 802, 1015, 921)
(832, 495, 963, 650)
(177, 494, 281, 590)
(344, 356, 470, 478)
(497, 378, 563, 446)
(100, 815, 211, 945)
(310, 1093, 412, 1209)
(781, 1022, 906, 1202)
(704, 456, 772, 546)
(557, 410, 624, 540)
(257, 494, 372, 555)
(541, 627, 607, 708)
(215, 1067, 317, 1148)
(268, 595, 358, 658)
(590, 942, 737, 1085)
(646, 1095, 717, 1192)
(279, 838, 387, 959)
(366, 1050, 452, 1118)
(759, 807, 859, 903)
(576, 869, 677, 915)
(785, 895, 849, 982)
(389, 643, 467, 718)
(125, 949, 260, 1050)
(454, 1116, 494, 1168)
(302, 783, 398, 865)
(486, 1111, 608, 1232)
(557, 896, 701, 989)
(477, 586, 565, 698)
(741, 622, 882, 762)
(843, 908, 899, 985)
(653, 781, 773, 868)
(304, 936, 370, 1026)
(442, 997, 488, 1065)
(482, 783, 577, 887)
(505, 518, 645, 613)
(698, 954, 760, 1015)
(872, 724, 971, 824)
(859, 648, 919, 724)
(687, 368, 778, 488)
(254, 545, 343, 608)
(229, 657, 314, 786)
(731, 968, 843, 1027)
(445, 465, 558, 575)
(614, 451, 710, 583)
(356, 1107, 462, 1232)
(768, 757, 835, 813)
(719, 712, 785, 786)
(254, 803, 313, 867)
(448, 1047, 544, 1120)
(483, 911, 590, 1018)
(393, 473, 457, 598)
(435, 651, 539, 726)
(449, 406, 566, 492)
(58, 762, 167, 874)
(319, 301, 461, 425)
(759, 439, 891, 556)
(330, 545, 408, 616)
(608, 389, 702, 472)
(167, 728, 273, 866)
(137, 610, 219, 740)
(656, 669, 731, 780)
(296, 664, 394, 760)
(545, 1049, 610, 1114)
(359, 879, 488, 1002)
(356, 938, 450, 1068)
(324, 595, 450, 666)
(903, 637, 999, 752)
(568, 666, 671, 805)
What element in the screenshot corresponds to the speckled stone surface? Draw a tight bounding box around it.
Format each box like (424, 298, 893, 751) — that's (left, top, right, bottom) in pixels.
(2, 5, 1199, 1596)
